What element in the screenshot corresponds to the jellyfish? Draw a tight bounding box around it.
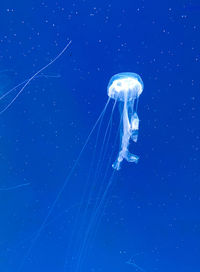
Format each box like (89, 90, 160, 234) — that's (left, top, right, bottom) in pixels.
(14, 72, 144, 272)
(107, 72, 143, 170)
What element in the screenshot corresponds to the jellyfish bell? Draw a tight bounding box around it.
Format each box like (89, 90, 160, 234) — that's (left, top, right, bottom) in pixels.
(107, 72, 144, 170)
(107, 72, 143, 102)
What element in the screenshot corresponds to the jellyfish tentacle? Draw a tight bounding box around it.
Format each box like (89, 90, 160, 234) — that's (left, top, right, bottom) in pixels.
(0, 40, 71, 114)
(18, 98, 111, 272)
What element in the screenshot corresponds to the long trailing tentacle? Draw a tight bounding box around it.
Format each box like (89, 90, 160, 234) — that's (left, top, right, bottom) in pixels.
(63, 98, 110, 271)
(0, 41, 71, 114)
(0, 74, 60, 102)
(74, 110, 122, 272)
(17, 98, 110, 272)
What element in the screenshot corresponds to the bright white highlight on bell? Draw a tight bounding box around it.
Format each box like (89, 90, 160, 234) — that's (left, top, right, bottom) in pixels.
(108, 75, 143, 102)
(107, 72, 144, 170)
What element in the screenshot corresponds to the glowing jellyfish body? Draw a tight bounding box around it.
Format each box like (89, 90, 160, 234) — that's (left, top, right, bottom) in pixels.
(107, 72, 143, 170)
(9, 70, 144, 272)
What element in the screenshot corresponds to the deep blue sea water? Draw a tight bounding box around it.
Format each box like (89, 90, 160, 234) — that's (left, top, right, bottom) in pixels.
(0, 1, 199, 271)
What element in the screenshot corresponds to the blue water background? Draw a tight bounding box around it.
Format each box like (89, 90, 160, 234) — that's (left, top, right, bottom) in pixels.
(0, 0, 199, 271)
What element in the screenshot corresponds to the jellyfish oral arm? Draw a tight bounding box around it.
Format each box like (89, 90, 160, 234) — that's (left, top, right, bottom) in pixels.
(112, 98, 139, 170)
(131, 111, 139, 142)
